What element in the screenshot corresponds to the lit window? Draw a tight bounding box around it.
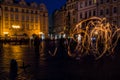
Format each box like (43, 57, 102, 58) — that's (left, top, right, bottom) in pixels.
(93, 0, 97, 3)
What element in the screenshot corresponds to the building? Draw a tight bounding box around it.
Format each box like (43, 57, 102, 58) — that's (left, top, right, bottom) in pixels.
(0, 0, 48, 39)
(53, 6, 66, 34)
(53, 0, 78, 36)
(65, 0, 78, 34)
(53, 0, 120, 36)
(97, 0, 120, 27)
(77, 0, 97, 22)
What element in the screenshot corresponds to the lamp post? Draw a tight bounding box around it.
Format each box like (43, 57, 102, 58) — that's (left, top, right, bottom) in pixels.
(12, 25, 20, 40)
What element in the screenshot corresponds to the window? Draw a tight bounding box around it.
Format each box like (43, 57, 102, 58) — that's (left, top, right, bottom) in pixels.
(35, 11, 38, 14)
(85, 1, 87, 6)
(85, 11, 87, 18)
(73, 18, 76, 23)
(26, 16, 29, 21)
(35, 16, 38, 22)
(106, 0, 109, 3)
(22, 15, 25, 21)
(80, 13, 82, 18)
(31, 10, 33, 14)
(89, 10, 91, 17)
(89, 0, 92, 5)
(26, 10, 29, 13)
(22, 24, 25, 30)
(5, 7, 8, 11)
(113, 7, 117, 13)
(10, 14, 14, 20)
(22, 9, 24, 13)
(10, 8, 13, 12)
(100, 9, 103, 15)
(106, 9, 109, 15)
(31, 16, 34, 22)
(93, 0, 97, 4)
(73, 11, 75, 15)
(5, 22, 9, 28)
(15, 8, 18, 12)
(100, 0, 103, 4)
(80, 2, 83, 8)
(15, 14, 19, 20)
(5, 13, 8, 18)
(93, 10, 96, 16)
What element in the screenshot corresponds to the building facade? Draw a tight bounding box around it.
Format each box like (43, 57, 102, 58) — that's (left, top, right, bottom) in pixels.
(65, 0, 78, 34)
(0, 0, 48, 38)
(53, 6, 66, 34)
(97, 0, 120, 26)
(77, 0, 97, 22)
(53, 0, 120, 35)
(53, 0, 78, 35)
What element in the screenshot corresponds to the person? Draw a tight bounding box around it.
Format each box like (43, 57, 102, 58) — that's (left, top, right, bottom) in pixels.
(34, 36, 41, 56)
(9, 59, 18, 80)
(57, 38, 68, 60)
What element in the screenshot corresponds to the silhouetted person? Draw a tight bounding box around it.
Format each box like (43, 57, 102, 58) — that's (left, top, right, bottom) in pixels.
(34, 36, 40, 56)
(57, 38, 68, 60)
(9, 59, 18, 80)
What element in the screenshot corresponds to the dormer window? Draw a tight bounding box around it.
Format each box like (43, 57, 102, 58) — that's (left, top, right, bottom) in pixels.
(4, 0, 13, 4)
(19, 0, 26, 6)
(31, 2, 37, 8)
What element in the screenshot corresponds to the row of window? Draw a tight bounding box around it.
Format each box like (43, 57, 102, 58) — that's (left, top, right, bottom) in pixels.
(99, 7, 117, 16)
(99, 0, 117, 4)
(4, 13, 47, 22)
(4, 7, 42, 14)
(67, 3, 76, 10)
(79, 6, 117, 19)
(80, 10, 96, 19)
(5, 17, 39, 23)
(79, 0, 117, 8)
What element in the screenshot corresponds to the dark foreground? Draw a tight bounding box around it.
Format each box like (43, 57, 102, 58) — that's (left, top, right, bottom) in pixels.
(0, 41, 120, 80)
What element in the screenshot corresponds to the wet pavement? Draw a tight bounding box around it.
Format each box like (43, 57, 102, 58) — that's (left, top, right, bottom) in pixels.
(0, 41, 120, 80)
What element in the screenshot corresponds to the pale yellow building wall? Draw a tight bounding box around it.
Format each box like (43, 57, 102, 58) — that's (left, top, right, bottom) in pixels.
(0, 1, 48, 38)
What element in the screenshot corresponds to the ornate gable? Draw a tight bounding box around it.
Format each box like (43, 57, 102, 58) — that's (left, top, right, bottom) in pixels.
(31, 2, 37, 8)
(19, 0, 26, 5)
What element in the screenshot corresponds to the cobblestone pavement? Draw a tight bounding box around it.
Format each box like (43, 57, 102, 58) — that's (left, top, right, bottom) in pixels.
(0, 41, 120, 80)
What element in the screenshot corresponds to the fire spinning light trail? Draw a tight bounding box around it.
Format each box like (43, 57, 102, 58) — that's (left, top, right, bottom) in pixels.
(48, 17, 120, 60)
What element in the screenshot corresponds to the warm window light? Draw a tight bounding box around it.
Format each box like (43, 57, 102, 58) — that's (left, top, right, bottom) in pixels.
(94, 31, 98, 35)
(3, 32, 9, 34)
(39, 32, 44, 34)
(93, 0, 96, 4)
(12, 25, 20, 28)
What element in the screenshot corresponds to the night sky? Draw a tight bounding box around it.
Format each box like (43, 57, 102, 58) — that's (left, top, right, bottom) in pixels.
(26, 0, 66, 15)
